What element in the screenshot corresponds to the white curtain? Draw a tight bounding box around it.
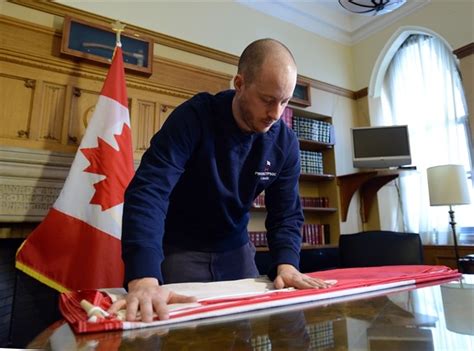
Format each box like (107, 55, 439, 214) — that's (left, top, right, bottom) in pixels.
(380, 34, 473, 243)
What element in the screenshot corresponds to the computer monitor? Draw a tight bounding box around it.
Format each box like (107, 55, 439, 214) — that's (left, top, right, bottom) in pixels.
(351, 125, 412, 169)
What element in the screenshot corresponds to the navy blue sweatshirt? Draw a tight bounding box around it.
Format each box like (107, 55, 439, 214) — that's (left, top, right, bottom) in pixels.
(122, 90, 303, 285)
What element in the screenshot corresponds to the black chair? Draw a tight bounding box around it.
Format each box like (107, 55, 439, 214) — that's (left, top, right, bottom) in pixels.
(338, 230, 424, 268)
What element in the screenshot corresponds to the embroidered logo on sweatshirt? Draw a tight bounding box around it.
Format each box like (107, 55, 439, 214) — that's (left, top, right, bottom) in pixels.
(255, 160, 276, 181)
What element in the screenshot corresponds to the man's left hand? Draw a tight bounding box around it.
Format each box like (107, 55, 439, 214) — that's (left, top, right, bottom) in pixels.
(273, 264, 334, 289)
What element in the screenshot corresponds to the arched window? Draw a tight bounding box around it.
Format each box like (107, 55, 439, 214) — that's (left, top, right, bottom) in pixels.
(373, 32, 473, 244)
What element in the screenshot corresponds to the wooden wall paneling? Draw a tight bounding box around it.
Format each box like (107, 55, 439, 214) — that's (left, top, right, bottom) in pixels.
(0, 16, 61, 63)
(126, 86, 185, 157)
(158, 103, 176, 129)
(135, 99, 159, 154)
(38, 82, 66, 143)
(0, 61, 85, 152)
(131, 99, 180, 157)
(9, 0, 239, 66)
(0, 74, 35, 140)
(1, 15, 232, 156)
(61, 85, 74, 146)
(152, 58, 232, 94)
(0, 15, 231, 96)
(128, 97, 139, 154)
(27, 79, 44, 142)
(67, 87, 101, 147)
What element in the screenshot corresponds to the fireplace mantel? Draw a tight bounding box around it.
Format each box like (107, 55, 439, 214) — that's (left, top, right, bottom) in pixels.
(0, 146, 73, 222)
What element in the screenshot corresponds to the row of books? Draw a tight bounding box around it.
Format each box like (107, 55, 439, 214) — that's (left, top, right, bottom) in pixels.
(248, 224, 330, 247)
(300, 150, 324, 175)
(293, 116, 332, 144)
(253, 194, 265, 207)
(249, 231, 268, 247)
(280, 108, 333, 145)
(302, 224, 330, 245)
(301, 196, 330, 208)
(253, 195, 330, 208)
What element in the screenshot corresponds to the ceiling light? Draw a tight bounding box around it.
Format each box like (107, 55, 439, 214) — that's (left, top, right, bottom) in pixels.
(338, 0, 407, 16)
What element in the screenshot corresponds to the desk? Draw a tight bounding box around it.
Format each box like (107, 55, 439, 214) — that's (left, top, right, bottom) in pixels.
(29, 276, 473, 350)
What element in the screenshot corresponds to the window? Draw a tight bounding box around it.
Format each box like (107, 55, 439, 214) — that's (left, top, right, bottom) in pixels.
(379, 34, 473, 243)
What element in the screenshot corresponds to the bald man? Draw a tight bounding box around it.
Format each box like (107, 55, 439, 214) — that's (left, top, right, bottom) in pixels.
(112, 39, 331, 322)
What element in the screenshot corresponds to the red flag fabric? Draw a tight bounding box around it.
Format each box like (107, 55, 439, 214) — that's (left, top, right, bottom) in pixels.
(16, 47, 134, 292)
(59, 265, 460, 333)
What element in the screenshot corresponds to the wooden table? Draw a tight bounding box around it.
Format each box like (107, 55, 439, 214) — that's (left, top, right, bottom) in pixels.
(29, 275, 474, 350)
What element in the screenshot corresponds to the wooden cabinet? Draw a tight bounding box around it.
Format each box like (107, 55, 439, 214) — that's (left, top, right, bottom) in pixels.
(249, 107, 340, 251)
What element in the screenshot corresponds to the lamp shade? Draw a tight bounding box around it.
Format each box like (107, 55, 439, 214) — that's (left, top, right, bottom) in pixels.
(427, 165, 471, 206)
(338, 0, 406, 16)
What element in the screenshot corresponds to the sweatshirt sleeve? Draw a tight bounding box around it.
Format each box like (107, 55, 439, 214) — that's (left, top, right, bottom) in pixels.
(264, 134, 304, 280)
(121, 100, 202, 286)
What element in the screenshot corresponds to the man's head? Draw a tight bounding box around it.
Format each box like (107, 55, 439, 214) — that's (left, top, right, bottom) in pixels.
(232, 38, 297, 134)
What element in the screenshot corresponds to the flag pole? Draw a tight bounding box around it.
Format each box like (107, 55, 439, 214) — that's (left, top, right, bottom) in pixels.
(111, 19, 126, 55)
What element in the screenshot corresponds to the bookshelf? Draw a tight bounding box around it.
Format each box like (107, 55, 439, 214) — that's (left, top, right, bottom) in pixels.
(249, 107, 340, 252)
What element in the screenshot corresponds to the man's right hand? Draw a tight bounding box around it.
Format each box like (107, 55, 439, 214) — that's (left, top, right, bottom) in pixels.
(108, 277, 197, 322)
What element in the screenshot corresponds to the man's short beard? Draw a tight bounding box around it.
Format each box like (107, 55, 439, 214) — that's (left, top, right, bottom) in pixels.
(236, 98, 255, 133)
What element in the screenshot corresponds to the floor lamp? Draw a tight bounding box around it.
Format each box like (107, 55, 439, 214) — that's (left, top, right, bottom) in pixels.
(427, 165, 471, 272)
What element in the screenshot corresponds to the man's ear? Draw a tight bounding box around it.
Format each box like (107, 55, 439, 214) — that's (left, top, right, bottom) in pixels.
(234, 74, 244, 92)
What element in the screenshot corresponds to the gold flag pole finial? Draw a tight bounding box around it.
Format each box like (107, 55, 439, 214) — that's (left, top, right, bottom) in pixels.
(111, 20, 126, 48)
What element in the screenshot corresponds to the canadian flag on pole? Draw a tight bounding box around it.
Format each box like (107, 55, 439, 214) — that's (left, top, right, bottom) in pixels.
(16, 47, 134, 291)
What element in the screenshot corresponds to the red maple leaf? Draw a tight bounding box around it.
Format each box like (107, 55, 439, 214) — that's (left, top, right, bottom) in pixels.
(81, 124, 134, 211)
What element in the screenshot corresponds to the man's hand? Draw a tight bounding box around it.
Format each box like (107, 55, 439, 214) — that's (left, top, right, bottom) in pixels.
(108, 277, 196, 322)
(273, 264, 333, 289)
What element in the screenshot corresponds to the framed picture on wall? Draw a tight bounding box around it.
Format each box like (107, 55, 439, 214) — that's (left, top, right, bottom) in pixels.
(291, 79, 311, 107)
(61, 16, 153, 75)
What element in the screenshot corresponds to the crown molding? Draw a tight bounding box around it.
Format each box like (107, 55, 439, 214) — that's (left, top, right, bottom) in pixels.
(9, 0, 239, 66)
(454, 43, 474, 59)
(354, 88, 369, 100)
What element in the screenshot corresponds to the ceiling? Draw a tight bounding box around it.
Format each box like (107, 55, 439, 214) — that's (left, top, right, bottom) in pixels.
(236, 0, 430, 45)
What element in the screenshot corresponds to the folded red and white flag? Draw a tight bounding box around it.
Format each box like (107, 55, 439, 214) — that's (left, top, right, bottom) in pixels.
(59, 265, 460, 334)
(16, 46, 134, 292)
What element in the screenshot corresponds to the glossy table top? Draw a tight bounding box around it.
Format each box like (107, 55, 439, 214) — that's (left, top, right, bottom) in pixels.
(29, 275, 474, 350)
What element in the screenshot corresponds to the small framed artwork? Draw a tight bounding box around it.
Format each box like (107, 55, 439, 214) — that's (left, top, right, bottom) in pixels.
(61, 16, 153, 75)
(291, 79, 311, 107)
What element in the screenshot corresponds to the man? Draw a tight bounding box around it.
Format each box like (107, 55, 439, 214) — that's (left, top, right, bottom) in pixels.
(110, 38, 331, 322)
